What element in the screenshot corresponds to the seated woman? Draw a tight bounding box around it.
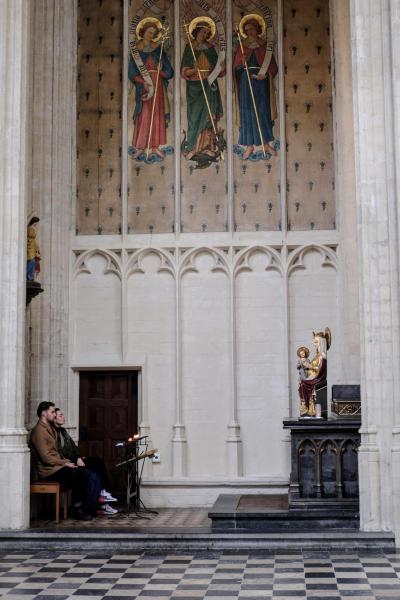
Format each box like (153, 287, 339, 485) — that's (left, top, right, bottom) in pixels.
(54, 408, 118, 516)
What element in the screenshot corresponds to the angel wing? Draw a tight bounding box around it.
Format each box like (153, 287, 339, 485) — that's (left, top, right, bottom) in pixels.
(213, 0, 225, 20)
(181, 0, 200, 25)
(181, 0, 225, 25)
(148, 0, 173, 16)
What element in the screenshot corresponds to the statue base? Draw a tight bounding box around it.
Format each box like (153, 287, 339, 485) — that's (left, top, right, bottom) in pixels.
(26, 281, 44, 305)
(283, 417, 361, 513)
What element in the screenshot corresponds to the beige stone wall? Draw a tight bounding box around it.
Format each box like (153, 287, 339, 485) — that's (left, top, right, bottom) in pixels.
(77, 0, 123, 234)
(284, 0, 335, 230)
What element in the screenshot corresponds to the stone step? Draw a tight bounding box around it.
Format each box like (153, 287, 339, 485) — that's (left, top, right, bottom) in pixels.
(0, 529, 395, 551)
(209, 494, 360, 531)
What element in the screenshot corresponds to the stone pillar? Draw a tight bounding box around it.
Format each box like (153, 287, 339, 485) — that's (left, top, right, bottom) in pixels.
(0, 0, 31, 529)
(172, 276, 187, 477)
(388, 0, 400, 545)
(350, 0, 400, 535)
(332, 0, 360, 384)
(226, 273, 242, 477)
(27, 0, 76, 426)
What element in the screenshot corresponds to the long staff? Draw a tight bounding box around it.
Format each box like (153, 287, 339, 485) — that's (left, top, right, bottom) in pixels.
(236, 26, 266, 158)
(184, 22, 224, 161)
(146, 27, 169, 159)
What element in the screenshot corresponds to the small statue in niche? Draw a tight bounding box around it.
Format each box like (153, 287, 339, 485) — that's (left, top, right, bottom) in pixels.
(27, 216, 41, 282)
(297, 328, 331, 418)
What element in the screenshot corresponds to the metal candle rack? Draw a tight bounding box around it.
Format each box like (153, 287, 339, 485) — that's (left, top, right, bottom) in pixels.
(115, 435, 158, 516)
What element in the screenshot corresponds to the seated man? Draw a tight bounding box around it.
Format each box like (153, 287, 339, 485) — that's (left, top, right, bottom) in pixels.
(54, 408, 118, 516)
(30, 401, 93, 521)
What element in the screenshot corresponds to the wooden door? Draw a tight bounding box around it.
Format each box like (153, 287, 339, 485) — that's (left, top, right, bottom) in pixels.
(79, 371, 138, 496)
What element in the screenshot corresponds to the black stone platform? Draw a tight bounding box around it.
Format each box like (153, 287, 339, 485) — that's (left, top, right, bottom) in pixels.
(208, 493, 359, 531)
(283, 418, 361, 512)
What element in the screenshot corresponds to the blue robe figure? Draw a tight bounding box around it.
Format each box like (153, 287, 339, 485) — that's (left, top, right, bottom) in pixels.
(233, 20, 278, 160)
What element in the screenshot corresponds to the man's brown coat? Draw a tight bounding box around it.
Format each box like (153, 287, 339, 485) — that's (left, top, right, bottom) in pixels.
(30, 420, 69, 479)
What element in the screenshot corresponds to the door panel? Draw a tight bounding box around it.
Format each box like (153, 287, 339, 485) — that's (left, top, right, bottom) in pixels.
(79, 371, 138, 495)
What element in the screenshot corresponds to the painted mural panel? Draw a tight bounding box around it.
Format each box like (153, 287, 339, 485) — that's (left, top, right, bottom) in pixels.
(180, 0, 228, 233)
(284, 0, 335, 230)
(76, 0, 337, 236)
(127, 0, 175, 233)
(233, 0, 281, 232)
(77, 0, 123, 235)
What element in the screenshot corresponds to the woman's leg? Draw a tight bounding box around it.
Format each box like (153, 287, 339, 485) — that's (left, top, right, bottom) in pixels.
(84, 456, 113, 492)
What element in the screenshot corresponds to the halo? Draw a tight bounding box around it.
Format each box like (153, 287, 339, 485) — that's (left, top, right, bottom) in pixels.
(324, 327, 332, 350)
(239, 13, 266, 39)
(297, 346, 310, 358)
(189, 16, 216, 40)
(136, 17, 163, 42)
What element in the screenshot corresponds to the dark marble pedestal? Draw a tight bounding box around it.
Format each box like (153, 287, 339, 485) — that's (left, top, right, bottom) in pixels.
(26, 281, 44, 305)
(283, 418, 361, 514)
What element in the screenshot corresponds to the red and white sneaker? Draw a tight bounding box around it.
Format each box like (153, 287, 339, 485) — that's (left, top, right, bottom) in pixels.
(99, 489, 117, 502)
(96, 503, 118, 516)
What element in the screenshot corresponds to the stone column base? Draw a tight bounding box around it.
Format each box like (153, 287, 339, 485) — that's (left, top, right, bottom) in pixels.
(226, 423, 243, 477)
(358, 430, 381, 532)
(0, 431, 30, 530)
(172, 425, 187, 477)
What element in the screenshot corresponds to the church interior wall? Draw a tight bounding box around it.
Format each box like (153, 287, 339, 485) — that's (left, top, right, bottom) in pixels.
(288, 246, 338, 414)
(24, 0, 363, 509)
(236, 252, 286, 478)
(68, 241, 341, 506)
(0, 0, 392, 540)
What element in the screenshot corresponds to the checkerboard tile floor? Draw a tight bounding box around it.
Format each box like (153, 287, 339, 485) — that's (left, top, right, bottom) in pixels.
(1, 550, 400, 599)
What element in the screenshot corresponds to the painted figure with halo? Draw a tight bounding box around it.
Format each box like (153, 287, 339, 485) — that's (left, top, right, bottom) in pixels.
(233, 9, 278, 161)
(128, 16, 174, 161)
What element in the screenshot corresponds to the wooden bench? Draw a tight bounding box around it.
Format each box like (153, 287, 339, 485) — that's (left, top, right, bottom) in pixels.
(30, 481, 68, 524)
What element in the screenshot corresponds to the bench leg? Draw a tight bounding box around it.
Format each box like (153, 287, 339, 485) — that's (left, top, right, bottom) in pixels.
(63, 492, 68, 520)
(55, 488, 60, 524)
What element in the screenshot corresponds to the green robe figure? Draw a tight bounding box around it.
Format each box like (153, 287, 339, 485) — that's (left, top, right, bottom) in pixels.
(181, 22, 224, 161)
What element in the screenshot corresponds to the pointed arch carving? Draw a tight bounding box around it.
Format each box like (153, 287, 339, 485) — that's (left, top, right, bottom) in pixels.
(233, 245, 284, 277)
(320, 438, 339, 454)
(72, 249, 122, 280)
(178, 246, 230, 278)
(125, 247, 176, 279)
(287, 244, 337, 276)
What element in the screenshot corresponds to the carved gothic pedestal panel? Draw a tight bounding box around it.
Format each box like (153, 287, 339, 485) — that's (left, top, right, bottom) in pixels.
(283, 418, 360, 515)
